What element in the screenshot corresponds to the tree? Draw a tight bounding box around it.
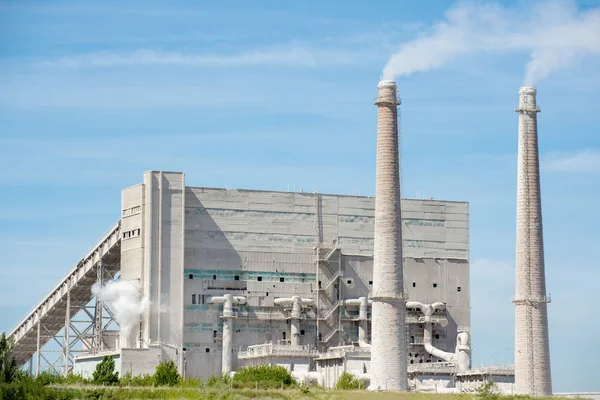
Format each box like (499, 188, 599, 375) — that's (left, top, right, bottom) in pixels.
(335, 372, 361, 390)
(476, 380, 501, 400)
(154, 360, 180, 386)
(0, 333, 17, 384)
(92, 356, 118, 385)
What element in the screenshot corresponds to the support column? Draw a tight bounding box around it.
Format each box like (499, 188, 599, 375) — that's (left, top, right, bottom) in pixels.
(95, 259, 104, 352)
(36, 319, 41, 377)
(64, 287, 71, 376)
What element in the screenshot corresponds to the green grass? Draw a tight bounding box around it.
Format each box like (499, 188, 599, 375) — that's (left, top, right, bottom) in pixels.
(0, 384, 583, 400)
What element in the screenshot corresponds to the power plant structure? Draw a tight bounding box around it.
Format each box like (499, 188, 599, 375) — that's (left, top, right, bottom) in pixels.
(7, 80, 556, 394)
(514, 86, 552, 396)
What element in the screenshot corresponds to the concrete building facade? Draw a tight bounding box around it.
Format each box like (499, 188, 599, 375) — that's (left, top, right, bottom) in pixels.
(118, 170, 470, 382)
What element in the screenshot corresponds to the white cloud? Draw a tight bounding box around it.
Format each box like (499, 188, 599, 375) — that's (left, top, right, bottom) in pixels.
(544, 149, 600, 172)
(38, 47, 369, 69)
(383, 0, 600, 84)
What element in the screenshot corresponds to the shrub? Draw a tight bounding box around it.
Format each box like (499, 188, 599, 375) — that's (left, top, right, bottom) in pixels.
(92, 356, 119, 386)
(476, 380, 501, 400)
(232, 365, 294, 387)
(120, 372, 154, 387)
(335, 372, 361, 390)
(206, 374, 230, 388)
(179, 377, 203, 388)
(154, 360, 180, 386)
(35, 371, 64, 386)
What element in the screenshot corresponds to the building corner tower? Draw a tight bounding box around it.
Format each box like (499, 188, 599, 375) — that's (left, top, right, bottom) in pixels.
(514, 86, 552, 396)
(368, 80, 408, 391)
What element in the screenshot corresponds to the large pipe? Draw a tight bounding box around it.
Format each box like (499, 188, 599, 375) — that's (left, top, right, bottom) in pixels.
(407, 301, 470, 372)
(514, 86, 552, 396)
(369, 80, 407, 391)
(274, 296, 313, 346)
(210, 294, 246, 375)
(343, 297, 372, 347)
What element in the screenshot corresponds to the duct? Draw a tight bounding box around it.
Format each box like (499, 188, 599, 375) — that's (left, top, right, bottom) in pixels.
(408, 301, 471, 372)
(273, 296, 313, 346)
(209, 294, 247, 375)
(343, 297, 372, 347)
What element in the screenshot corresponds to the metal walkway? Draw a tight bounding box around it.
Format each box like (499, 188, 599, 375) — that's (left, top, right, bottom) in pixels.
(8, 222, 122, 373)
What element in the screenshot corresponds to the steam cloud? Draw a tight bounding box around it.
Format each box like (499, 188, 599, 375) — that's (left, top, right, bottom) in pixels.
(382, 1, 600, 85)
(92, 280, 149, 337)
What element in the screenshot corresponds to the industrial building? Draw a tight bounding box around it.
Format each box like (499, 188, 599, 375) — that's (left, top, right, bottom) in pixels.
(8, 81, 548, 393)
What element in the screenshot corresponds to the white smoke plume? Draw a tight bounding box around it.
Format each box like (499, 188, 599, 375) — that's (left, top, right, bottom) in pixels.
(382, 0, 600, 85)
(92, 280, 149, 337)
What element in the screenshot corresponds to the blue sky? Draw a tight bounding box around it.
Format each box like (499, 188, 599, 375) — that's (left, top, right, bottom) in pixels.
(1, 0, 599, 392)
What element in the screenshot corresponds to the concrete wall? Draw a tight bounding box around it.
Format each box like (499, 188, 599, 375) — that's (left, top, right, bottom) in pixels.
(121, 171, 186, 366)
(177, 186, 469, 379)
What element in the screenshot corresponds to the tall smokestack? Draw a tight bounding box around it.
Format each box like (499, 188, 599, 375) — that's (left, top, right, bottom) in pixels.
(368, 80, 407, 391)
(514, 86, 552, 396)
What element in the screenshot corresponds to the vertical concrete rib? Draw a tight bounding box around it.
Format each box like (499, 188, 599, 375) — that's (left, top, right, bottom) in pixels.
(514, 86, 552, 396)
(368, 80, 407, 391)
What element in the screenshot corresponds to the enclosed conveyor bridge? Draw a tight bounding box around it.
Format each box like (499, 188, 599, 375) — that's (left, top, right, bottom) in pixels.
(7, 222, 121, 374)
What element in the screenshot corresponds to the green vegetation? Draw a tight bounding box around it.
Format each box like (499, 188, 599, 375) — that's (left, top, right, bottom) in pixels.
(335, 371, 362, 390)
(92, 356, 119, 386)
(476, 381, 501, 400)
(154, 360, 180, 386)
(232, 365, 295, 389)
(0, 334, 17, 385)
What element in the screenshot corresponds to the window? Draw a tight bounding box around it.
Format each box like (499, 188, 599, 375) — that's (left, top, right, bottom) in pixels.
(368, 281, 373, 285)
(419, 359, 423, 363)
(435, 334, 440, 339)
(410, 360, 414, 364)
(192, 294, 196, 304)
(282, 332, 286, 340)
(347, 279, 352, 285)
(201, 295, 205, 305)
(257, 276, 262, 282)
(410, 336, 415, 342)
(266, 292, 269, 297)
(433, 283, 438, 288)
(205, 348, 210, 353)
(280, 277, 285, 282)
(318, 281, 322, 288)
(300, 330, 305, 336)
(189, 274, 193, 279)
(426, 359, 431, 363)
(318, 333, 322, 341)
(234, 276, 240, 281)
(213, 330, 217, 338)
(457, 286, 462, 292)
(213, 275, 217, 280)
(412, 282, 416, 287)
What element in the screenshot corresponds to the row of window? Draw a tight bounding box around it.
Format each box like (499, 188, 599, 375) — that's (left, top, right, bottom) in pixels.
(410, 281, 462, 291)
(122, 229, 141, 240)
(189, 274, 286, 283)
(122, 206, 141, 218)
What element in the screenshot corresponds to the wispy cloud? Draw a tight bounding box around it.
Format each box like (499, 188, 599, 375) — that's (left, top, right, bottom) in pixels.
(38, 47, 370, 69)
(383, 0, 600, 84)
(544, 149, 600, 172)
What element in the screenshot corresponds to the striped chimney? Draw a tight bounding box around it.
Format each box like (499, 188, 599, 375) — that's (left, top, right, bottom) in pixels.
(514, 86, 552, 396)
(368, 80, 408, 391)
